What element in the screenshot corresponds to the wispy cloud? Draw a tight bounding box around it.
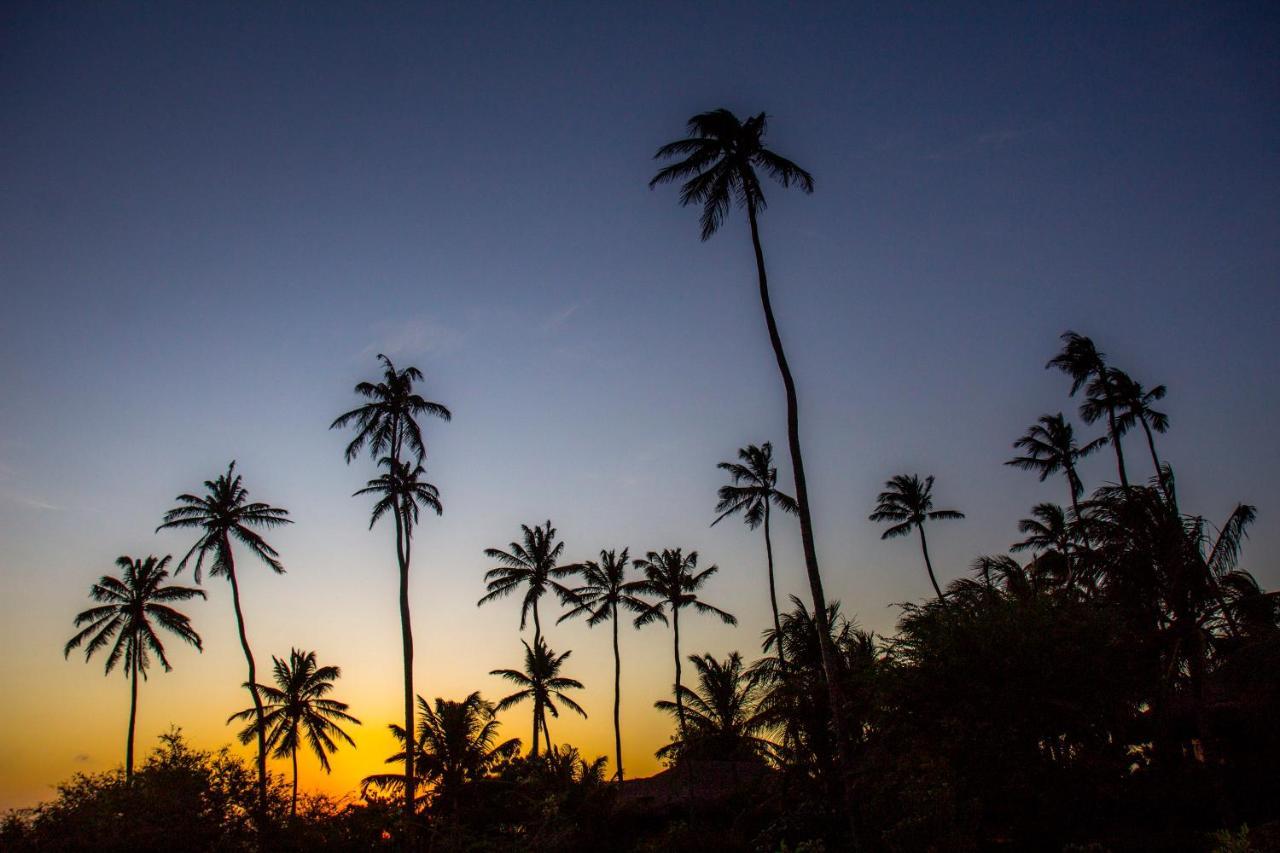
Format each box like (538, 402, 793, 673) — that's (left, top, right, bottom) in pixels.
(540, 301, 586, 336)
(359, 315, 465, 361)
(5, 493, 60, 511)
(0, 460, 59, 510)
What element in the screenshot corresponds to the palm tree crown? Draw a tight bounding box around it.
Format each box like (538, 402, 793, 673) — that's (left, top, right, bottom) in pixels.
(478, 521, 577, 642)
(655, 651, 773, 763)
(1047, 331, 1131, 488)
(229, 648, 360, 816)
(329, 353, 452, 464)
(1007, 413, 1107, 511)
(869, 474, 965, 602)
(65, 555, 204, 779)
(354, 457, 443, 539)
(491, 637, 587, 756)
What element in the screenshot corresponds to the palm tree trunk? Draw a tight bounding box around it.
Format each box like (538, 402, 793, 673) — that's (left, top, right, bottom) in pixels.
(1099, 379, 1129, 488)
(1139, 418, 1172, 502)
(532, 599, 543, 757)
(531, 705, 541, 757)
(126, 649, 138, 782)
(612, 603, 624, 781)
(672, 606, 685, 737)
(763, 501, 786, 669)
(393, 503, 416, 840)
(746, 203, 860, 851)
(226, 553, 268, 814)
(291, 748, 298, 819)
(918, 525, 944, 602)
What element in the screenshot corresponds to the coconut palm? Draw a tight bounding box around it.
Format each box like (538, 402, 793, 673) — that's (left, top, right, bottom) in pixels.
(361, 692, 521, 811)
(478, 520, 577, 649)
(655, 652, 773, 763)
(1011, 503, 1076, 559)
(558, 548, 649, 780)
(491, 638, 587, 756)
(870, 474, 965, 602)
(1047, 331, 1131, 488)
(650, 113, 858, 797)
(333, 354, 450, 830)
(712, 442, 798, 667)
(1110, 370, 1172, 495)
(229, 648, 361, 817)
(156, 461, 291, 810)
(1006, 413, 1108, 521)
(64, 555, 204, 781)
(632, 548, 737, 737)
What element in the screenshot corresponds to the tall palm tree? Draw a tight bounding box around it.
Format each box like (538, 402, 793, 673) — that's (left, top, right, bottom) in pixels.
(332, 354, 450, 831)
(654, 651, 773, 763)
(157, 461, 291, 810)
(478, 520, 577, 649)
(869, 474, 965, 602)
(362, 693, 521, 812)
(1006, 413, 1107, 522)
(1047, 331, 1131, 488)
(558, 548, 650, 780)
(65, 555, 204, 781)
(229, 648, 360, 818)
(491, 638, 587, 756)
(712, 442, 798, 667)
(632, 548, 737, 737)
(650, 114, 858, 804)
(1011, 502, 1075, 558)
(1110, 370, 1172, 495)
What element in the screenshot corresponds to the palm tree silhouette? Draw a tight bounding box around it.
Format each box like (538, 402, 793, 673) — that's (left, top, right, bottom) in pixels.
(479, 520, 577, 650)
(332, 354, 450, 830)
(363, 692, 521, 814)
(228, 648, 360, 818)
(157, 461, 290, 810)
(712, 442, 798, 668)
(64, 555, 204, 781)
(1111, 370, 1172, 496)
(491, 638, 587, 756)
(1011, 502, 1075, 558)
(1047, 331, 1131, 488)
(649, 113, 859, 803)
(631, 548, 737, 737)
(558, 548, 649, 780)
(1006, 413, 1107, 522)
(869, 474, 965, 602)
(654, 651, 773, 763)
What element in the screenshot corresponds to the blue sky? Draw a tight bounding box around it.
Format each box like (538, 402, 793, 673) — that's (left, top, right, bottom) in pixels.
(1, 0, 1277, 808)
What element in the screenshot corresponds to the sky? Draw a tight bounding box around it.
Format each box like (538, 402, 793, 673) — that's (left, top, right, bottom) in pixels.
(1, 1, 1277, 812)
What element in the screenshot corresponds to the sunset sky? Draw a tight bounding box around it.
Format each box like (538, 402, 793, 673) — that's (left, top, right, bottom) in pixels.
(2, 2, 1277, 811)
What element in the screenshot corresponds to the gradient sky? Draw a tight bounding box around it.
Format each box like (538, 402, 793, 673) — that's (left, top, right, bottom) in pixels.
(2, 2, 1277, 811)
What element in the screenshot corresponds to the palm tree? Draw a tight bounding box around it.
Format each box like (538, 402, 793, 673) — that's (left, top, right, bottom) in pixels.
(478, 520, 577, 649)
(362, 693, 521, 812)
(712, 442, 798, 667)
(558, 548, 649, 780)
(64, 555, 204, 781)
(1006, 413, 1107, 522)
(631, 548, 737, 737)
(1047, 331, 1131, 488)
(650, 113, 857, 801)
(157, 462, 291, 810)
(491, 638, 587, 756)
(332, 354, 450, 830)
(1110, 370, 1172, 495)
(1011, 502, 1075, 558)
(869, 474, 965, 602)
(655, 651, 773, 763)
(229, 648, 360, 818)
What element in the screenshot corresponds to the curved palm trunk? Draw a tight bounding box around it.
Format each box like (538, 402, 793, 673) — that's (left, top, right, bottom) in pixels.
(126, 649, 138, 781)
(291, 747, 299, 818)
(612, 603, 624, 781)
(393, 501, 416, 838)
(672, 605, 685, 737)
(225, 551, 268, 814)
(917, 525, 944, 602)
(1098, 378, 1130, 489)
(763, 502, 786, 669)
(531, 599, 544, 757)
(1139, 417, 1172, 502)
(746, 203, 860, 850)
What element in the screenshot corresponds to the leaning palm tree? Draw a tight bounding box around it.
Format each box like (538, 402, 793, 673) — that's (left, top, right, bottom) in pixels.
(361, 692, 521, 812)
(650, 113, 856, 794)
(229, 648, 361, 818)
(712, 442, 798, 667)
(65, 555, 204, 781)
(333, 354, 450, 831)
(478, 520, 577, 649)
(558, 548, 650, 780)
(1110, 369, 1172, 496)
(491, 638, 587, 756)
(1006, 413, 1107, 522)
(631, 548, 737, 737)
(655, 651, 773, 763)
(1047, 331, 1131, 488)
(869, 474, 965, 602)
(157, 462, 291, 810)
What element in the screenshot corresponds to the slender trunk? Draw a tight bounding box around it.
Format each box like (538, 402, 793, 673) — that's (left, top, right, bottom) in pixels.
(532, 598, 542, 648)
(126, 648, 138, 782)
(542, 712, 553, 752)
(394, 503, 416, 838)
(226, 551, 268, 815)
(1099, 378, 1129, 488)
(672, 605, 685, 737)
(1140, 418, 1171, 502)
(612, 602, 624, 781)
(763, 501, 786, 669)
(291, 746, 298, 819)
(531, 704, 541, 757)
(918, 525, 944, 602)
(746, 203, 859, 850)
(532, 598, 543, 756)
